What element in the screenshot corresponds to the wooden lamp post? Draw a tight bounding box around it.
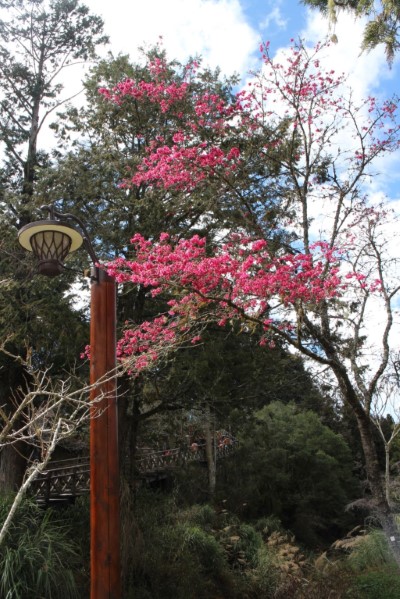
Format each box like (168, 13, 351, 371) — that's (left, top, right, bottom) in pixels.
(18, 205, 121, 599)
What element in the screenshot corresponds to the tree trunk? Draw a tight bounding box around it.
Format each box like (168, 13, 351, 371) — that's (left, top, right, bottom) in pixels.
(0, 391, 28, 494)
(204, 405, 216, 500)
(0, 444, 27, 494)
(331, 362, 388, 513)
(329, 363, 400, 563)
(353, 409, 400, 566)
(354, 409, 387, 511)
(385, 445, 391, 506)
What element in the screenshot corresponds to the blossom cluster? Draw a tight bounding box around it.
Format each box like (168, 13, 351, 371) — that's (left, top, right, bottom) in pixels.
(99, 41, 399, 198)
(107, 234, 344, 363)
(96, 42, 397, 372)
(131, 141, 241, 191)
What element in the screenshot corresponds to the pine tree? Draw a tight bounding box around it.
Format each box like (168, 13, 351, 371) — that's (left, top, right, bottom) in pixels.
(0, 0, 107, 492)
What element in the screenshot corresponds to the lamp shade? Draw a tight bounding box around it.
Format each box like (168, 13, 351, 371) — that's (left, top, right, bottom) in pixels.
(18, 219, 84, 276)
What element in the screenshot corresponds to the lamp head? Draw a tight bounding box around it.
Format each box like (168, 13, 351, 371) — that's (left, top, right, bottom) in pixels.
(18, 218, 84, 277)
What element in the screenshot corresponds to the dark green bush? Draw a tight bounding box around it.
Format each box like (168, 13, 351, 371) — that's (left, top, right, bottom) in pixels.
(181, 525, 226, 574)
(129, 491, 244, 598)
(182, 503, 218, 531)
(219, 402, 358, 546)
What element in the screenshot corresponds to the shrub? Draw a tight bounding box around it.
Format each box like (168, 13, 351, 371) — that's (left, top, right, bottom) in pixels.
(182, 525, 226, 574)
(182, 503, 218, 531)
(0, 495, 82, 599)
(129, 491, 238, 599)
(347, 529, 396, 572)
(351, 568, 400, 599)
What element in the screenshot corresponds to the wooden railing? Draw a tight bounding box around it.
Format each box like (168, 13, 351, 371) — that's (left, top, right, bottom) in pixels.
(30, 441, 237, 503)
(30, 457, 90, 504)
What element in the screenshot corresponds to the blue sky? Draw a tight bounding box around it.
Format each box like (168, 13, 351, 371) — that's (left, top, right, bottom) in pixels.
(84, 0, 309, 76)
(80, 0, 399, 201)
(81, 0, 399, 105)
(244, 0, 308, 43)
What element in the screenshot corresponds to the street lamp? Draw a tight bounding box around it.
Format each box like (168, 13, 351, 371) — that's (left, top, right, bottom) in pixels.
(18, 205, 121, 599)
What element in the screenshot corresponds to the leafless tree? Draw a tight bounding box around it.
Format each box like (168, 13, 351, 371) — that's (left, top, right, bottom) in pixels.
(0, 341, 117, 547)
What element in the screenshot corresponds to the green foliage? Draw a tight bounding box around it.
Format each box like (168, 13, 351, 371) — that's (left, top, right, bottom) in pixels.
(317, 530, 400, 599)
(220, 402, 358, 545)
(12, 489, 393, 599)
(351, 568, 400, 599)
(181, 525, 226, 574)
(60, 496, 90, 576)
(182, 503, 219, 530)
(0, 0, 107, 362)
(0, 0, 105, 492)
(300, 0, 359, 13)
(0, 0, 108, 214)
(233, 524, 262, 566)
(0, 495, 84, 599)
(254, 515, 283, 536)
(253, 544, 282, 596)
(134, 496, 400, 599)
(129, 491, 322, 599)
(135, 327, 336, 467)
(129, 491, 237, 599)
(129, 490, 380, 598)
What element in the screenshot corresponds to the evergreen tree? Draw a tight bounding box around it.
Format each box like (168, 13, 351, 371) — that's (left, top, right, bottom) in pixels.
(0, 0, 108, 220)
(0, 0, 107, 492)
(222, 401, 357, 546)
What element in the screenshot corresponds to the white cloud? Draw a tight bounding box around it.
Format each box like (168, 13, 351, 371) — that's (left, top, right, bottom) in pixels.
(42, 0, 261, 144)
(84, 0, 259, 77)
(300, 10, 391, 102)
(260, 6, 287, 32)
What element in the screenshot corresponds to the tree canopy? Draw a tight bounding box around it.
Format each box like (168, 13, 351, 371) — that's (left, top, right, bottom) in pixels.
(223, 401, 357, 545)
(101, 40, 400, 532)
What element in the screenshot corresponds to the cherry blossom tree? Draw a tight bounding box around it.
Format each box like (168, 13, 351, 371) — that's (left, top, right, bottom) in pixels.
(102, 40, 400, 539)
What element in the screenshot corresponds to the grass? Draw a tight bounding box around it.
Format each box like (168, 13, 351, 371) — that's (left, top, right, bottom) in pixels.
(0, 495, 85, 599)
